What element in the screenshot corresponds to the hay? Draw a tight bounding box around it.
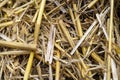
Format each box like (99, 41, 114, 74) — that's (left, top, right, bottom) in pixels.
(0, 0, 120, 80)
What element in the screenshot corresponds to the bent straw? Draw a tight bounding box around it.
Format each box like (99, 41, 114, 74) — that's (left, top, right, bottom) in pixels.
(24, 0, 46, 80)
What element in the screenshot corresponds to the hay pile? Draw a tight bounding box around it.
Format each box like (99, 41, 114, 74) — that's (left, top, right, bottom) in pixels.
(0, 0, 120, 80)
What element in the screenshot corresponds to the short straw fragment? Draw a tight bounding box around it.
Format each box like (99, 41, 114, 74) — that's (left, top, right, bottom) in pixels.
(55, 51, 60, 80)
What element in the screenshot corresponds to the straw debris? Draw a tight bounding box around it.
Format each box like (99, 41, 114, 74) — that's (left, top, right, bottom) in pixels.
(0, 0, 120, 80)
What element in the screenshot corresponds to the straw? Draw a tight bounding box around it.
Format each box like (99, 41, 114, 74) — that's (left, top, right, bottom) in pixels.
(107, 0, 114, 80)
(0, 0, 120, 80)
(24, 0, 46, 80)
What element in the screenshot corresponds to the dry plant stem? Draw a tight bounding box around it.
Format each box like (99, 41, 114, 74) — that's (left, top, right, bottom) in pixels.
(88, 29, 104, 64)
(17, 6, 29, 21)
(73, 3, 92, 76)
(70, 20, 97, 55)
(45, 25, 56, 64)
(13, 0, 34, 11)
(53, 56, 68, 64)
(73, 4, 83, 37)
(46, 2, 65, 15)
(35, 55, 67, 69)
(24, 0, 46, 80)
(84, 36, 94, 58)
(107, 0, 114, 80)
(0, 0, 118, 80)
(73, 3, 103, 65)
(14, 8, 26, 14)
(107, 49, 111, 80)
(8, 75, 55, 79)
(55, 43, 71, 58)
(87, 0, 98, 8)
(59, 20, 88, 78)
(63, 72, 71, 78)
(0, 21, 14, 28)
(6, 65, 15, 74)
(34, 1, 46, 43)
(56, 37, 78, 43)
(0, 0, 8, 8)
(0, 40, 36, 50)
(24, 52, 34, 80)
(68, 8, 77, 33)
(59, 20, 75, 49)
(54, 1, 67, 13)
(36, 64, 43, 80)
(55, 51, 60, 80)
(35, 55, 44, 62)
(111, 59, 118, 80)
(32, 10, 39, 23)
(68, 8, 76, 27)
(65, 68, 78, 80)
(0, 51, 29, 55)
(0, 59, 4, 79)
(57, 25, 103, 64)
(113, 44, 120, 54)
(49, 64, 53, 80)
(96, 14, 109, 39)
(87, 26, 104, 64)
(91, 52, 104, 64)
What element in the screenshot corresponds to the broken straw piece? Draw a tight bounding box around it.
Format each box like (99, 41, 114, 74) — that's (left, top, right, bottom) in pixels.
(70, 20, 97, 55)
(96, 14, 109, 40)
(70, 7, 110, 55)
(45, 25, 56, 64)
